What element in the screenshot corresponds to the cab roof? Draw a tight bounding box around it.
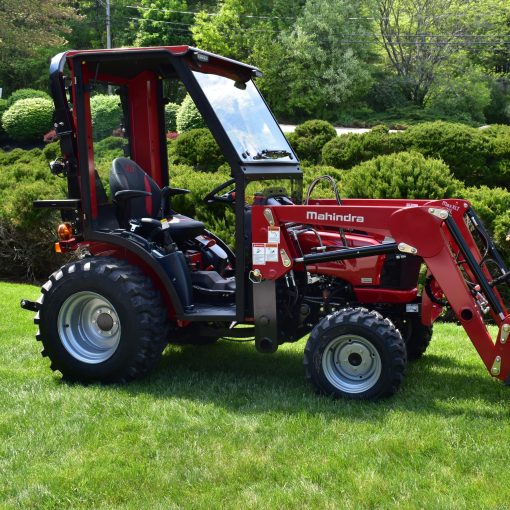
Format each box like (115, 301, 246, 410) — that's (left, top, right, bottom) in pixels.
(64, 46, 262, 83)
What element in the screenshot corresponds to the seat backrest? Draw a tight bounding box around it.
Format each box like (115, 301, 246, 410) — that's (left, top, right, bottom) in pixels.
(109, 157, 162, 219)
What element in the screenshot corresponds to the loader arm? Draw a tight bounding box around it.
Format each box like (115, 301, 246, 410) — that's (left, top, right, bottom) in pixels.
(251, 198, 510, 383)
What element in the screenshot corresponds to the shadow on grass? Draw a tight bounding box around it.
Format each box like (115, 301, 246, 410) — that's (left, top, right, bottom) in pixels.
(103, 339, 510, 421)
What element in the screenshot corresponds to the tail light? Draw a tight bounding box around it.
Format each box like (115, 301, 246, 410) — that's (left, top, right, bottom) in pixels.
(57, 223, 73, 241)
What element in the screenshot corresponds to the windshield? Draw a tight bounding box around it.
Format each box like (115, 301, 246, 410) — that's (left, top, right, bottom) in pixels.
(192, 70, 294, 163)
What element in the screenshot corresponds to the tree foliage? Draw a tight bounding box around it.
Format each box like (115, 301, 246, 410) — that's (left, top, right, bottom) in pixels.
(133, 0, 193, 47)
(0, 1, 78, 93)
(255, 0, 375, 120)
(373, 0, 509, 106)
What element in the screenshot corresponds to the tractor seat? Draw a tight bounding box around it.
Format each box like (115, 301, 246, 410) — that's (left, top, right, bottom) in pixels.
(109, 157, 204, 241)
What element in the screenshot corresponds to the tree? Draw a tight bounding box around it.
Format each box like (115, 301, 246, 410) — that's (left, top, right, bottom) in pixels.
(254, 0, 375, 120)
(373, 0, 509, 106)
(133, 0, 193, 47)
(67, 0, 137, 50)
(191, 0, 303, 62)
(0, 0, 78, 93)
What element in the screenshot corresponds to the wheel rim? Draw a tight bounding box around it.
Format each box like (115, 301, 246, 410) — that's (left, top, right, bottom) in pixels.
(322, 334, 381, 394)
(57, 291, 121, 364)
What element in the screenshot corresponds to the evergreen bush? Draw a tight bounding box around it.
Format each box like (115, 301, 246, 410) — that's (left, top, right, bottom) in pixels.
(176, 95, 206, 132)
(401, 122, 491, 186)
(90, 95, 122, 141)
(174, 128, 225, 171)
(286, 120, 337, 164)
(322, 126, 404, 169)
(165, 102, 179, 132)
(340, 152, 463, 199)
(0, 99, 8, 135)
(7, 88, 51, 107)
(2, 98, 54, 143)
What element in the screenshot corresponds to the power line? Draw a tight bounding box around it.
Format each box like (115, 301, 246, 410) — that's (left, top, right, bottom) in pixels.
(126, 4, 296, 20)
(125, 16, 510, 46)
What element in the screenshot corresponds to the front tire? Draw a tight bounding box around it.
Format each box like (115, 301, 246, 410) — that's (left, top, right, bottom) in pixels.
(36, 257, 169, 383)
(304, 308, 406, 400)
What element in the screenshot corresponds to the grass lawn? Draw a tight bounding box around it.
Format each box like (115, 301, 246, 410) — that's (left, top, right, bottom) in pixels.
(1, 281, 510, 509)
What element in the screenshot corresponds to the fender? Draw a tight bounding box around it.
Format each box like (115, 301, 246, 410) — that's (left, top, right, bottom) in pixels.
(85, 232, 186, 319)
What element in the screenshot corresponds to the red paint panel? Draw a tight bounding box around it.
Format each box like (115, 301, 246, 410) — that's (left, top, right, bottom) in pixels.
(129, 72, 163, 186)
(354, 288, 418, 304)
(80, 64, 98, 220)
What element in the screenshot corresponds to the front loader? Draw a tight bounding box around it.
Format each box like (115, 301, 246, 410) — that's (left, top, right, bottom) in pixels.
(21, 45, 510, 399)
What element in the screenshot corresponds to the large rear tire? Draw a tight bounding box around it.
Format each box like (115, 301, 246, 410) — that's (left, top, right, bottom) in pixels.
(35, 257, 169, 383)
(304, 308, 406, 400)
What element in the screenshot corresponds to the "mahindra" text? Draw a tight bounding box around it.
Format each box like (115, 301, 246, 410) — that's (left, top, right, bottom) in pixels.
(306, 211, 365, 223)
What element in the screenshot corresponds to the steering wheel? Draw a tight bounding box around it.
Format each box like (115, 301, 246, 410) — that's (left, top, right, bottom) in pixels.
(203, 178, 236, 205)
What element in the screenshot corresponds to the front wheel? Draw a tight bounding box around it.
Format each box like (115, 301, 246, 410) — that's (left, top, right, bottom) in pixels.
(36, 257, 170, 383)
(304, 308, 407, 400)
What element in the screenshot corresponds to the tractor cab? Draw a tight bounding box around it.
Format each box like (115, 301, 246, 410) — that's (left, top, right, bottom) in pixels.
(38, 46, 301, 326)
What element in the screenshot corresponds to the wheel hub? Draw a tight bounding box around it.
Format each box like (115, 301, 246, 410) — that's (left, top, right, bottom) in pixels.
(322, 334, 382, 394)
(96, 312, 114, 332)
(57, 291, 121, 364)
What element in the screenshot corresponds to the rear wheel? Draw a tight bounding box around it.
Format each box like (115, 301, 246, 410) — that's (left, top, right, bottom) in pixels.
(304, 308, 406, 400)
(35, 257, 169, 383)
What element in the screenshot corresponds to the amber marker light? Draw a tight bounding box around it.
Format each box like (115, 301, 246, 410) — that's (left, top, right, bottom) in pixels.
(57, 223, 73, 241)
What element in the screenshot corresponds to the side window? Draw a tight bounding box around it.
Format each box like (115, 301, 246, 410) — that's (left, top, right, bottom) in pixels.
(89, 83, 127, 198)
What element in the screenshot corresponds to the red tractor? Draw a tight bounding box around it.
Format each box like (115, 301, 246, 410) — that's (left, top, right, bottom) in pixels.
(21, 46, 510, 399)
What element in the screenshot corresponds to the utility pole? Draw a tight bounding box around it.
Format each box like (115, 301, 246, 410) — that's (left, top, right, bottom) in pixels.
(106, 0, 111, 50)
(106, 0, 112, 94)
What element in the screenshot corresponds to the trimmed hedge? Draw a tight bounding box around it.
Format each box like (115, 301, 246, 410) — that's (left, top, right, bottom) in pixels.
(2, 98, 54, 143)
(3, 131, 509, 281)
(174, 128, 225, 171)
(7, 88, 51, 107)
(90, 95, 122, 141)
(320, 121, 510, 188)
(0, 99, 8, 135)
(400, 122, 491, 187)
(286, 120, 336, 164)
(322, 125, 404, 169)
(176, 95, 206, 132)
(340, 151, 463, 200)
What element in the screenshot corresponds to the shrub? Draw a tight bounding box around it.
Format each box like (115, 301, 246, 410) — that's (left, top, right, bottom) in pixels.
(43, 141, 61, 162)
(322, 126, 404, 169)
(176, 95, 206, 132)
(90, 94, 122, 141)
(482, 125, 510, 187)
(95, 135, 128, 155)
(426, 71, 491, 124)
(7, 88, 51, 107)
(484, 79, 510, 125)
(401, 122, 493, 187)
(2, 98, 54, 143)
(0, 99, 8, 135)
(165, 102, 179, 132)
(170, 164, 235, 247)
(340, 152, 463, 200)
(463, 185, 510, 249)
(365, 77, 410, 112)
(0, 147, 66, 280)
(174, 128, 225, 171)
(286, 120, 337, 164)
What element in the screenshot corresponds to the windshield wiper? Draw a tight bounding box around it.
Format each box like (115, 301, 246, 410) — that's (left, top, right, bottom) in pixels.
(253, 149, 293, 160)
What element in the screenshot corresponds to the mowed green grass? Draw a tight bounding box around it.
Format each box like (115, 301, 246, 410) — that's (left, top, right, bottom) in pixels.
(2, 281, 510, 509)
